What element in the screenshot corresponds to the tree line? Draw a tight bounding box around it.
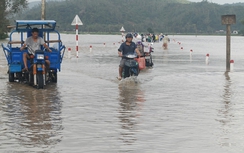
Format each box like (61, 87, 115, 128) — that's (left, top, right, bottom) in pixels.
(2, 0, 244, 39)
(0, 0, 27, 39)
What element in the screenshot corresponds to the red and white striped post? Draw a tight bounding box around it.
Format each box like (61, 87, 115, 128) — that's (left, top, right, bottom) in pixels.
(71, 15, 83, 58)
(75, 24, 79, 57)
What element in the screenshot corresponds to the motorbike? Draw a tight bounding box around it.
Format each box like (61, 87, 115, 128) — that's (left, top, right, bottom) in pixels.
(144, 44, 154, 67)
(122, 53, 139, 79)
(26, 46, 46, 89)
(136, 41, 154, 68)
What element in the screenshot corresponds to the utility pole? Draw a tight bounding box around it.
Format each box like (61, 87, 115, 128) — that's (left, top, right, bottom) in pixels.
(41, 0, 45, 20)
(221, 15, 236, 72)
(41, 0, 46, 40)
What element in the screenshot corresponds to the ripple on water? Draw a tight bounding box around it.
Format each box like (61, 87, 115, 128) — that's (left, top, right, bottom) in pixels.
(1, 35, 244, 152)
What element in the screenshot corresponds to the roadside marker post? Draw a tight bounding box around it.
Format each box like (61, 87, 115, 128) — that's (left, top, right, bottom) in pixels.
(221, 14, 236, 71)
(71, 15, 83, 58)
(120, 26, 125, 42)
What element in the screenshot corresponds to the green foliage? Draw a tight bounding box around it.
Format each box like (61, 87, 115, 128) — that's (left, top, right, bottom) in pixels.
(240, 20, 244, 35)
(6, 0, 28, 13)
(0, 1, 8, 38)
(0, 0, 27, 39)
(147, 28, 154, 34)
(8, 0, 244, 35)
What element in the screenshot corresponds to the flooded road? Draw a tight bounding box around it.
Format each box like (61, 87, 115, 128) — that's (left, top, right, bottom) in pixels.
(1, 34, 244, 152)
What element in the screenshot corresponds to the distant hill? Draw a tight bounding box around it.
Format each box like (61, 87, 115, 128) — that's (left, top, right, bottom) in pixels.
(224, 2, 244, 6)
(13, 0, 244, 34)
(28, 1, 40, 8)
(27, 0, 65, 8)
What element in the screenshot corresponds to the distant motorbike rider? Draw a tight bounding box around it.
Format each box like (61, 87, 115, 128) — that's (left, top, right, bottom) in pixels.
(136, 41, 145, 55)
(141, 34, 144, 42)
(117, 33, 141, 80)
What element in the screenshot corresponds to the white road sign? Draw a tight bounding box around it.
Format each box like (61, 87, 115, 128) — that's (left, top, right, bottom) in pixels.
(71, 15, 83, 25)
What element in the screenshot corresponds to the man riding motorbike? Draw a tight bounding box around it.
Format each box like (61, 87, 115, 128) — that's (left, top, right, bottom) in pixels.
(117, 33, 141, 80)
(20, 28, 52, 71)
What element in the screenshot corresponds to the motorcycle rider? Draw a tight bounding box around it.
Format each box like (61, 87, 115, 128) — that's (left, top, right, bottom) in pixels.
(20, 28, 52, 71)
(117, 33, 141, 80)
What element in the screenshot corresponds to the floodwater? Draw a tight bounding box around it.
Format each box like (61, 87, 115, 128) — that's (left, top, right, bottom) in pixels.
(1, 34, 244, 153)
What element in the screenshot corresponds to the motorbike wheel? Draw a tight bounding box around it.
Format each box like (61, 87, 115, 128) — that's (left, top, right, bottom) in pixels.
(149, 55, 153, 66)
(16, 72, 22, 82)
(130, 67, 139, 76)
(123, 66, 130, 78)
(9, 72, 14, 82)
(37, 73, 44, 89)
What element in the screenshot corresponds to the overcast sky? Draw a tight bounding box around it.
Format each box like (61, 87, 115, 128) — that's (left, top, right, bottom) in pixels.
(27, 0, 242, 5)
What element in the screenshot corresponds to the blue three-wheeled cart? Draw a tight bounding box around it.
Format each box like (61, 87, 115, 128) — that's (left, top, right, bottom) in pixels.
(1, 20, 66, 88)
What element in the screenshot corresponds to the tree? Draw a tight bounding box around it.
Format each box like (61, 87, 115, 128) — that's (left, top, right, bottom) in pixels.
(12, 0, 244, 34)
(0, 0, 27, 39)
(240, 20, 244, 35)
(147, 28, 154, 34)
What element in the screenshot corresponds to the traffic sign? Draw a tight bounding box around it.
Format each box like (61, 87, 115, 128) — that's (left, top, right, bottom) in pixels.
(71, 15, 83, 25)
(120, 26, 125, 32)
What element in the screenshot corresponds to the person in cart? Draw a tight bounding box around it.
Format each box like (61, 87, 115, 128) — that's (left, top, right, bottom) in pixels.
(20, 28, 52, 71)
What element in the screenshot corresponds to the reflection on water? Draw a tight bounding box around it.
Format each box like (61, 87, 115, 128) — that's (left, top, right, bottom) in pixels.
(0, 83, 63, 151)
(223, 72, 232, 104)
(118, 80, 145, 146)
(1, 35, 244, 152)
(217, 72, 233, 147)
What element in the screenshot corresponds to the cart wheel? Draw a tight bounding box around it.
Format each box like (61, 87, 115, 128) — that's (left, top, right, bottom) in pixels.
(51, 72, 57, 83)
(9, 72, 14, 82)
(29, 73, 33, 86)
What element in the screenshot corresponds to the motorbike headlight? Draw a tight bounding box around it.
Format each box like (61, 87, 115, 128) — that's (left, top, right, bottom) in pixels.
(37, 54, 44, 60)
(37, 64, 42, 68)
